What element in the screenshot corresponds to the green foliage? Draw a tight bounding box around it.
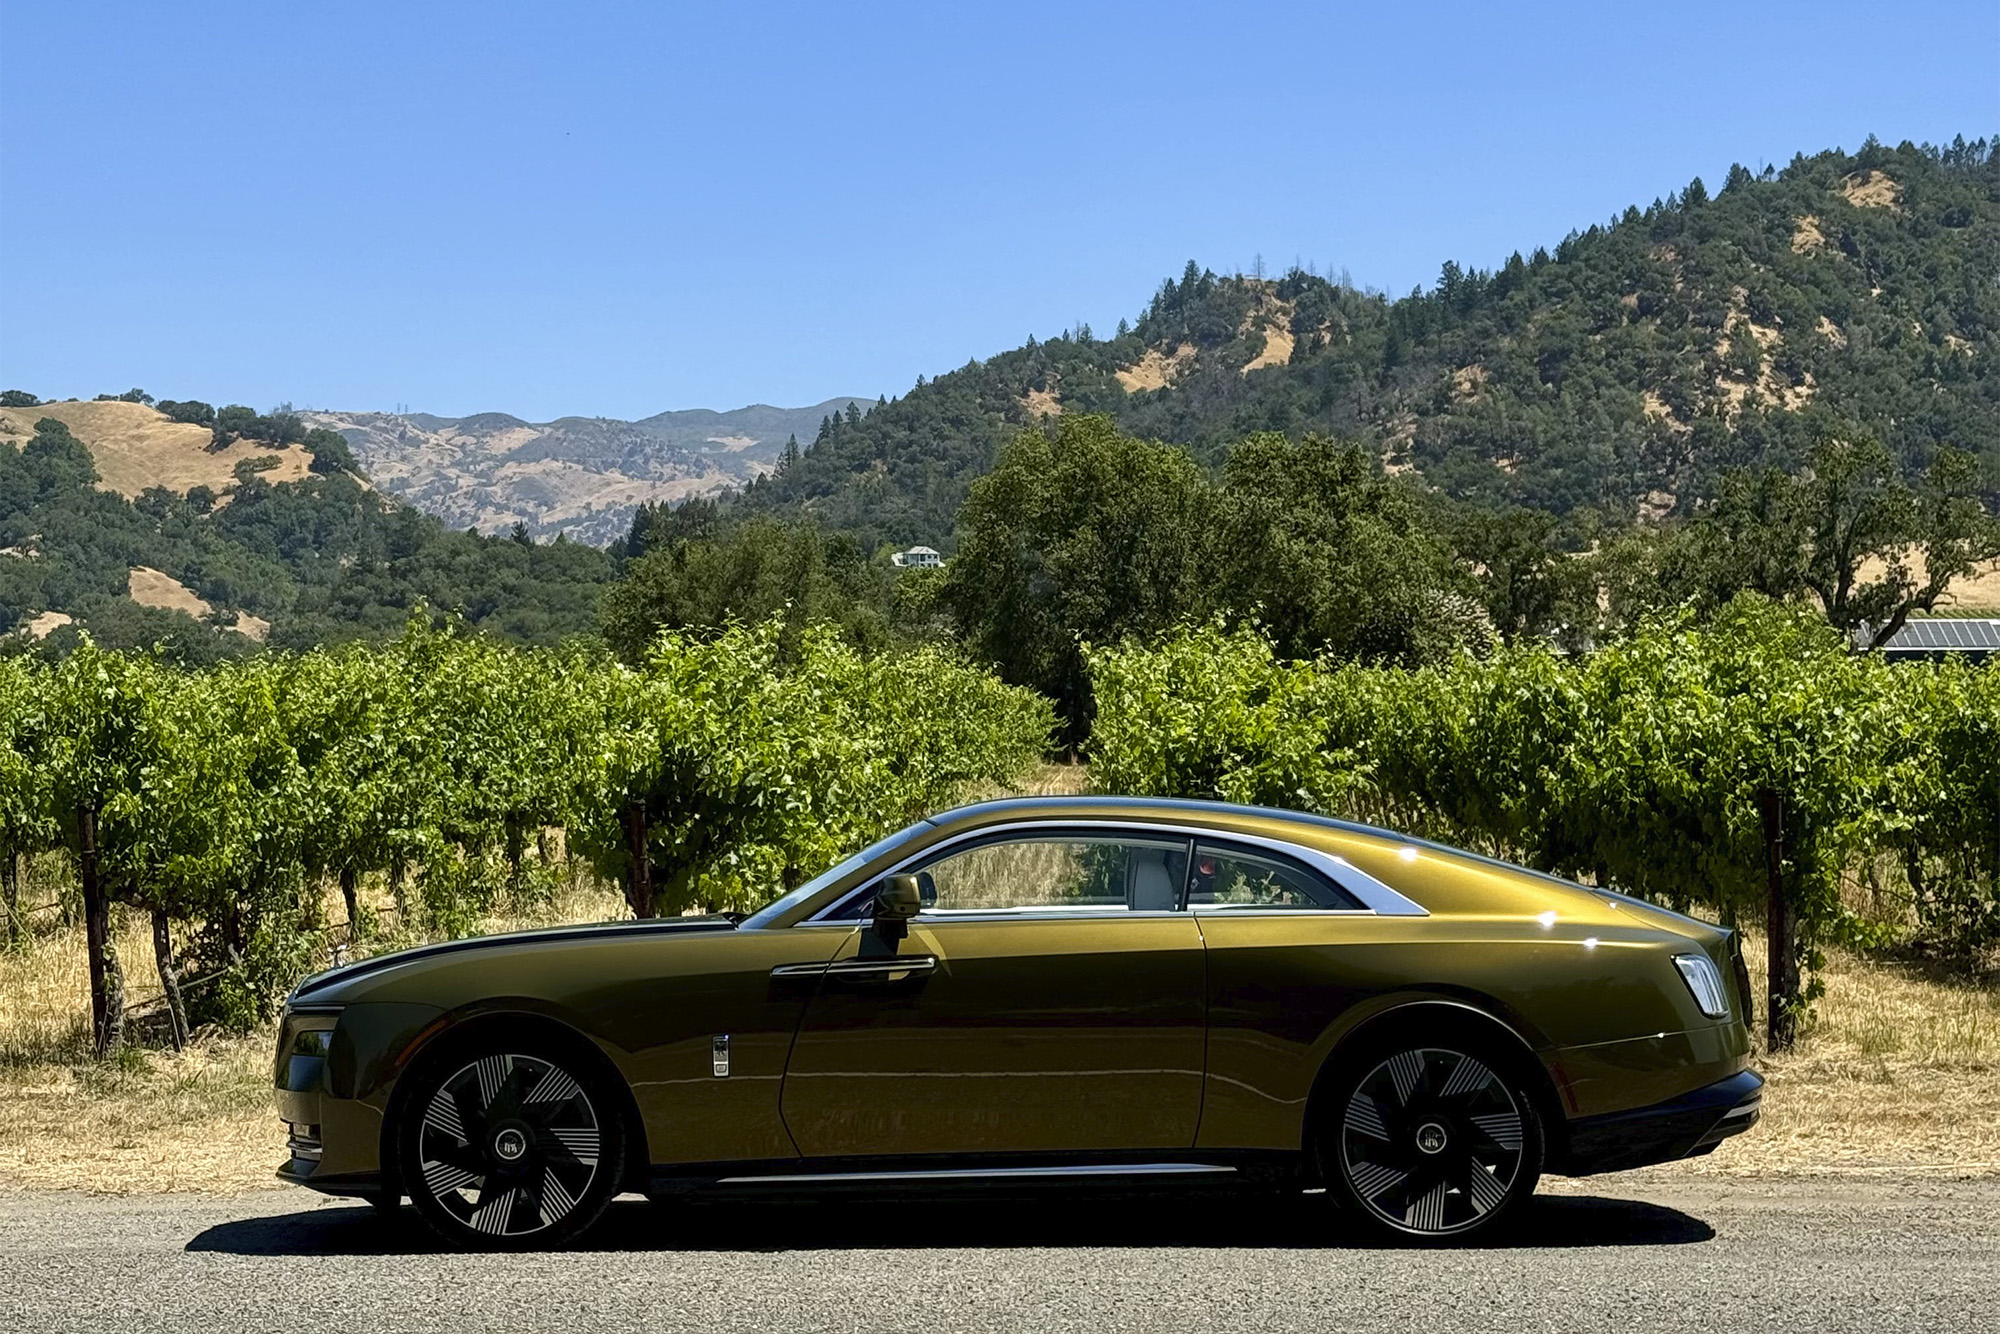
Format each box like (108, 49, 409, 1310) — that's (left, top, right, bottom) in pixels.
(0, 390, 40, 409)
(1218, 433, 1481, 664)
(156, 400, 215, 427)
(1596, 432, 2000, 641)
(600, 517, 894, 663)
(576, 621, 1053, 914)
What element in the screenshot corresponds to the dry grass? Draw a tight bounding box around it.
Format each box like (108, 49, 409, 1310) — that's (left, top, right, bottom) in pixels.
(1840, 169, 1902, 211)
(127, 566, 211, 619)
(1683, 934, 2000, 1178)
(1848, 551, 2000, 613)
(1115, 343, 1196, 393)
(0, 910, 276, 1193)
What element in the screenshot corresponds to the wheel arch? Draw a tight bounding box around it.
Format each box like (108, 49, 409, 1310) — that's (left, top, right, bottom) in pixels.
(1300, 998, 1567, 1184)
(380, 1009, 652, 1195)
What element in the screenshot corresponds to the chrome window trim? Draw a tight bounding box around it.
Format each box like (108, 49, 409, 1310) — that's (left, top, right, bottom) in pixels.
(803, 819, 1429, 923)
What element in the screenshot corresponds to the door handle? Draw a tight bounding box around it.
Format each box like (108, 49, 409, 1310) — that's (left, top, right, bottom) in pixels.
(770, 955, 939, 983)
(827, 955, 937, 982)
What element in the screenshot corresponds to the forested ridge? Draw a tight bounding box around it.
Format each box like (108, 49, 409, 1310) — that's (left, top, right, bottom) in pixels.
(736, 136, 1999, 549)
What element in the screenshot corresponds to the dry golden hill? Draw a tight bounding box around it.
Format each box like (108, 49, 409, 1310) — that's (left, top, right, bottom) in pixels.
(0, 400, 311, 499)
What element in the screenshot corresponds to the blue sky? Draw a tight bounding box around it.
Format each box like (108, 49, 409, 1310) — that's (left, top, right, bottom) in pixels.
(2, 1, 1994, 420)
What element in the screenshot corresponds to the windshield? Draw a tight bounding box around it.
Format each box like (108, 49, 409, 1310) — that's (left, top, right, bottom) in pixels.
(738, 822, 932, 929)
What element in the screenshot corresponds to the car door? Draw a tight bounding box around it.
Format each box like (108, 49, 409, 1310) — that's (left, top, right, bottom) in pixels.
(778, 828, 1207, 1160)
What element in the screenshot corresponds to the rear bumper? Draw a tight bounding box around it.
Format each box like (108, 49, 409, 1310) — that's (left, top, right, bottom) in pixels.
(1556, 1068, 1763, 1176)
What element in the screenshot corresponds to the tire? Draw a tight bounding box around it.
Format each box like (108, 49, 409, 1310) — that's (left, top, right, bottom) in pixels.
(1318, 1037, 1543, 1241)
(396, 1040, 625, 1249)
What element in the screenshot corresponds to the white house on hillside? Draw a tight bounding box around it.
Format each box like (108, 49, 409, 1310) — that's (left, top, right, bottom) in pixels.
(892, 546, 944, 569)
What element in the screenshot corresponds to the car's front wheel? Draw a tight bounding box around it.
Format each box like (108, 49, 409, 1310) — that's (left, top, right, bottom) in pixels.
(396, 1042, 624, 1249)
(1320, 1039, 1543, 1241)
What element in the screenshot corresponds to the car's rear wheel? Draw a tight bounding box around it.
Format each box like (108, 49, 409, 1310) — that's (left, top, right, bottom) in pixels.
(397, 1042, 624, 1249)
(1320, 1040, 1543, 1241)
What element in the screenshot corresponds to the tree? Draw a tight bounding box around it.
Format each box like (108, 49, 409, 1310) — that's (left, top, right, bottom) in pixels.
(1219, 433, 1481, 664)
(157, 400, 216, 427)
(0, 390, 39, 408)
(947, 416, 1216, 743)
(1675, 431, 2000, 647)
(599, 518, 892, 663)
(1452, 506, 1585, 644)
(301, 425, 358, 475)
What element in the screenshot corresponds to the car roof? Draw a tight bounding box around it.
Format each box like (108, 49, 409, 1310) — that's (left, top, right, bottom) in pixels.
(924, 796, 1408, 845)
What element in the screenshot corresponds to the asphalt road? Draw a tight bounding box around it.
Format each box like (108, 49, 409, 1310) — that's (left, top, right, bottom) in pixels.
(2, 1175, 1995, 1333)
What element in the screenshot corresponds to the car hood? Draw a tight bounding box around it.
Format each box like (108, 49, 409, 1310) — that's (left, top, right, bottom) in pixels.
(288, 915, 740, 1004)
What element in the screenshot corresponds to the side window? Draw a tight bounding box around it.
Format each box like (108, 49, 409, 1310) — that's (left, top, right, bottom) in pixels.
(825, 834, 1190, 917)
(919, 836, 1190, 913)
(1188, 842, 1362, 910)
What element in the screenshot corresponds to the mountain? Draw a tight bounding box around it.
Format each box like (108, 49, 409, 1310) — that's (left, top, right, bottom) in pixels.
(1, 400, 615, 658)
(305, 397, 868, 546)
(733, 136, 1999, 550)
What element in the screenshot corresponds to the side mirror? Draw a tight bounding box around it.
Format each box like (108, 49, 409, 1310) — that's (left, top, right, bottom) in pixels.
(872, 873, 922, 945)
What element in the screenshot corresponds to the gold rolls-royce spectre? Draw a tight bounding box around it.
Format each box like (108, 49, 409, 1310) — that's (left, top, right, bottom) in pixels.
(274, 798, 1762, 1247)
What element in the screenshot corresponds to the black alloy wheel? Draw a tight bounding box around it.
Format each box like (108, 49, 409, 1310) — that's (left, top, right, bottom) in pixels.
(1328, 1043, 1542, 1239)
(399, 1045, 623, 1248)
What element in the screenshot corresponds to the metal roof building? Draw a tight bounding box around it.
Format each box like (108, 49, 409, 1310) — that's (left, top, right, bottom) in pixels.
(1873, 618, 2000, 662)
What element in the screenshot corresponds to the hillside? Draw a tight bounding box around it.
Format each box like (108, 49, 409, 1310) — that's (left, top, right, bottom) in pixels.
(734, 137, 1999, 550)
(305, 397, 867, 546)
(0, 400, 314, 497)
(0, 401, 613, 658)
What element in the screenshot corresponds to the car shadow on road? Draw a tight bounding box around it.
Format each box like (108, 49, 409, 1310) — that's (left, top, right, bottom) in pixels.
(188, 1188, 1714, 1257)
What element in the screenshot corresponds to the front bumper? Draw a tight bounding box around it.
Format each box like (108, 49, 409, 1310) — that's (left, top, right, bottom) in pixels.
(272, 1001, 443, 1195)
(1557, 1068, 1763, 1175)
(276, 1156, 386, 1198)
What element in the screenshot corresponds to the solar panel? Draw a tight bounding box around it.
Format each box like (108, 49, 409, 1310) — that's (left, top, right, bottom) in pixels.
(1882, 619, 2000, 651)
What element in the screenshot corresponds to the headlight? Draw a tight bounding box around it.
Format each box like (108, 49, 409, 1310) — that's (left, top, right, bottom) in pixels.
(1673, 954, 1730, 1019)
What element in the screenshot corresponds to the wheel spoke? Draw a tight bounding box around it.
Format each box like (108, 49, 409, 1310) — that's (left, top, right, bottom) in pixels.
(1406, 1180, 1450, 1231)
(1466, 1161, 1509, 1215)
(422, 1159, 482, 1198)
(1346, 1158, 1409, 1201)
(427, 1134, 486, 1176)
(423, 1090, 468, 1143)
(1344, 1093, 1392, 1142)
(526, 1065, 583, 1105)
(469, 1186, 516, 1235)
(473, 1054, 510, 1112)
(1386, 1050, 1425, 1105)
(545, 1126, 600, 1169)
(538, 1167, 579, 1224)
(1470, 1110, 1523, 1151)
(1439, 1053, 1493, 1099)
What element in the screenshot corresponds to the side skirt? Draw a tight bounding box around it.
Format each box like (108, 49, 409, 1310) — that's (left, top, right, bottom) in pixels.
(651, 1151, 1302, 1199)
